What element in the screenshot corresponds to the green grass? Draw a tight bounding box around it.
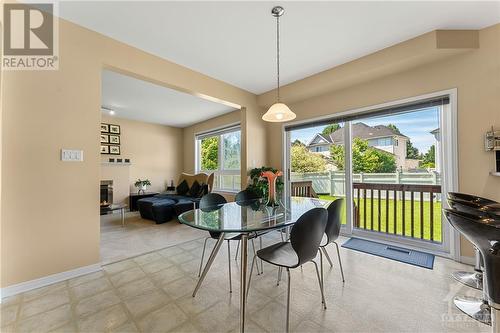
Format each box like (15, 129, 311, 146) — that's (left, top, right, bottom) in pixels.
(319, 195, 442, 242)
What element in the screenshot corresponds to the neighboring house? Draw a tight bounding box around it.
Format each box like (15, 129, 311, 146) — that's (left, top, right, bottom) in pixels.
(307, 122, 412, 170)
(306, 133, 333, 157)
(430, 128, 441, 173)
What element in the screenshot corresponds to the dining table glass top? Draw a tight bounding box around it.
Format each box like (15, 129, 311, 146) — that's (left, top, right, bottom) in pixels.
(178, 196, 330, 233)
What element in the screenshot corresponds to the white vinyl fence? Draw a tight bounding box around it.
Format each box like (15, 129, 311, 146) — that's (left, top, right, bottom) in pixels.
(291, 171, 441, 197)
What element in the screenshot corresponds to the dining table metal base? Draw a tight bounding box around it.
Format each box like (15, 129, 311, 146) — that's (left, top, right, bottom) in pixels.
(192, 233, 225, 297)
(240, 234, 248, 333)
(191, 232, 249, 333)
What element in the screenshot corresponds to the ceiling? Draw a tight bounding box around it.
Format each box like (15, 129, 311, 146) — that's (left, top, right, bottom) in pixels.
(101, 70, 237, 127)
(61, 1, 500, 94)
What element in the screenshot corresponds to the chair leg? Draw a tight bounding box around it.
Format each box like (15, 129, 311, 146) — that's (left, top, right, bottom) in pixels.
(227, 240, 232, 293)
(251, 239, 261, 275)
(334, 242, 345, 282)
(277, 267, 283, 286)
(235, 239, 240, 260)
(198, 237, 210, 277)
(286, 268, 291, 333)
(322, 246, 334, 267)
(312, 260, 327, 309)
(319, 250, 324, 300)
(246, 256, 257, 298)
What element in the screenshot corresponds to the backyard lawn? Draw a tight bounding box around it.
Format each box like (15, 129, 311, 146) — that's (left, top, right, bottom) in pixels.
(318, 195, 442, 242)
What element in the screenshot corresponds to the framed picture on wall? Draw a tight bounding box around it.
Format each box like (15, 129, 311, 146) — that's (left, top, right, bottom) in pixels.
(109, 124, 121, 134)
(109, 145, 121, 155)
(100, 123, 110, 133)
(100, 134, 109, 143)
(109, 135, 120, 144)
(100, 145, 110, 154)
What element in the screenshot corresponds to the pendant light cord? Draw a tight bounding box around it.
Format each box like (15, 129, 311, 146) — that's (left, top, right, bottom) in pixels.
(276, 14, 280, 102)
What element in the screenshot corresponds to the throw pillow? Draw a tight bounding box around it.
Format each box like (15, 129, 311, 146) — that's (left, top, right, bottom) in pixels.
(188, 180, 201, 197)
(176, 180, 189, 196)
(198, 183, 209, 198)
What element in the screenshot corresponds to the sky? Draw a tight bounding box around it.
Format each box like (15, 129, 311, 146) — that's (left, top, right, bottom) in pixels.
(290, 107, 440, 154)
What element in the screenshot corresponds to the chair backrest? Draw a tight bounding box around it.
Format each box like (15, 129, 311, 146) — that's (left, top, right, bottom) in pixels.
(291, 181, 318, 198)
(235, 189, 261, 204)
(200, 193, 227, 211)
(447, 192, 497, 206)
(325, 198, 344, 243)
(290, 207, 328, 266)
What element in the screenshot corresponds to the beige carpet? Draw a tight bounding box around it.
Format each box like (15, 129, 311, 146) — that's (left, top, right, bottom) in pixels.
(100, 211, 206, 264)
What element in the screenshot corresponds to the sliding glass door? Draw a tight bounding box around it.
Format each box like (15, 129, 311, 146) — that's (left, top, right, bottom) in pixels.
(284, 95, 454, 254)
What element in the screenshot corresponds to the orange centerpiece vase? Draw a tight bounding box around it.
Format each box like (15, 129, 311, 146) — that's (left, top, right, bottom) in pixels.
(261, 170, 283, 206)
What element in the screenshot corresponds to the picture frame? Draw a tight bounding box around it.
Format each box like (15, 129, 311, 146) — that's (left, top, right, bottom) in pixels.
(100, 123, 109, 133)
(109, 145, 121, 155)
(100, 134, 109, 143)
(109, 135, 120, 144)
(100, 145, 109, 154)
(109, 124, 121, 134)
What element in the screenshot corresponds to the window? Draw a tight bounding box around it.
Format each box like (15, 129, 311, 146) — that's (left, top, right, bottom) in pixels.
(196, 126, 241, 192)
(369, 137, 393, 146)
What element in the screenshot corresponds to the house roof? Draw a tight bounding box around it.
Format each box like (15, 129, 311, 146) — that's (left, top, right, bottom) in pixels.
(329, 122, 409, 143)
(307, 133, 333, 146)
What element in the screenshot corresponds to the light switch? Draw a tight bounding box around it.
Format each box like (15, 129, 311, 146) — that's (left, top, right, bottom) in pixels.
(61, 149, 83, 162)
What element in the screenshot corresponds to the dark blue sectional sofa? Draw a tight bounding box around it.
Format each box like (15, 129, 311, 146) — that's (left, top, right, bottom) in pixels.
(137, 194, 201, 224)
(137, 172, 214, 224)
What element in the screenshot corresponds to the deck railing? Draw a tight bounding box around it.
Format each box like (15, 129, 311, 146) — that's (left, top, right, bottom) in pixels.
(291, 181, 319, 198)
(353, 182, 442, 242)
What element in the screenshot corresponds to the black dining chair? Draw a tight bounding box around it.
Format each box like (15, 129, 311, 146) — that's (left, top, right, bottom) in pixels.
(246, 207, 328, 332)
(235, 189, 261, 204)
(320, 198, 345, 283)
(198, 193, 259, 292)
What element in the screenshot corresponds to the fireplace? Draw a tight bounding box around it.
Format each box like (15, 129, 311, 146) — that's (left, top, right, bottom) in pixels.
(100, 180, 113, 206)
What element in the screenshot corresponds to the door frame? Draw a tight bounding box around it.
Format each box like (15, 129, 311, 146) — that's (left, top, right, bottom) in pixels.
(282, 88, 459, 260)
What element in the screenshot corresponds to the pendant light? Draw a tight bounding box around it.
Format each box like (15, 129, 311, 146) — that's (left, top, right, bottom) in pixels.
(262, 6, 296, 122)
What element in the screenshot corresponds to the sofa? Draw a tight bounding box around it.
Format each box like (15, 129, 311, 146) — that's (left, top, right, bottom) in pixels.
(137, 172, 214, 224)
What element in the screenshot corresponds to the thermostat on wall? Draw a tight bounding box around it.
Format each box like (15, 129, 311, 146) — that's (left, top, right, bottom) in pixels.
(61, 149, 84, 162)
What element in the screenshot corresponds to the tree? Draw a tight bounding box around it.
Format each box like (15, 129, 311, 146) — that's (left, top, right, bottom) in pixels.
(200, 137, 218, 170)
(322, 124, 341, 136)
(330, 138, 397, 173)
(387, 123, 401, 135)
(291, 145, 326, 173)
(292, 139, 305, 147)
(421, 145, 436, 168)
(406, 140, 420, 159)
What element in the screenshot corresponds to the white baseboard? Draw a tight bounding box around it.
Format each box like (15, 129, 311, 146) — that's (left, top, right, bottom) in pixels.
(0, 263, 101, 301)
(460, 256, 475, 266)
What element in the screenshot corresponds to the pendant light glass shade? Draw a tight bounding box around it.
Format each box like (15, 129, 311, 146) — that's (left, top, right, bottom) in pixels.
(262, 6, 296, 123)
(262, 102, 296, 122)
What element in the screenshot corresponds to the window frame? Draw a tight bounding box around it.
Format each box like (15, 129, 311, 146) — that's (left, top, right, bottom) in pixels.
(195, 124, 241, 192)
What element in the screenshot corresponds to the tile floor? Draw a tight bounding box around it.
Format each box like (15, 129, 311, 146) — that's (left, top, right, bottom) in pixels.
(100, 212, 206, 264)
(1, 234, 491, 333)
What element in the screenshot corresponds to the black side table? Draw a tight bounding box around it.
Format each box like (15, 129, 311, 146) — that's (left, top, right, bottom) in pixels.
(129, 192, 159, 211)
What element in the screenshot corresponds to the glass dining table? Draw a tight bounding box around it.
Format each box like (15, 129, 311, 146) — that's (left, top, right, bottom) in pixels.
(178, 196, 329, 332)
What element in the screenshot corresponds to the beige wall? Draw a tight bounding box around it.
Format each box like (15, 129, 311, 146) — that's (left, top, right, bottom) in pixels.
(264, 25, 500, 257)
(1, 14, 265, 287)
(101, 116, 183, 202)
